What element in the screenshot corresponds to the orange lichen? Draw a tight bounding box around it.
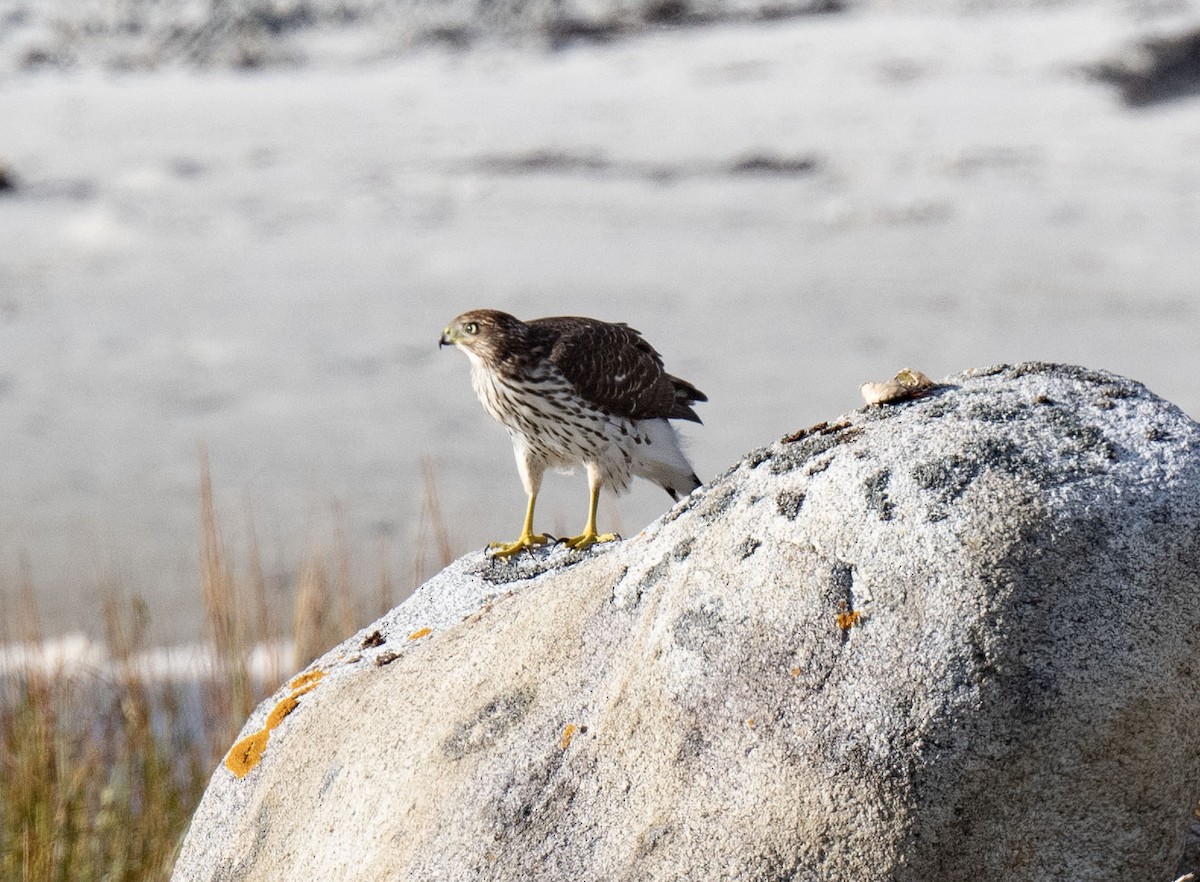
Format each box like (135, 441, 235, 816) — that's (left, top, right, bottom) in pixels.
(265, 694, 300, 730)
(836, 610, 862, 631)
(560, 723, 577, 750)
(789, 667, 801, 677)
(290, 669, 325, 692)
(408, 627, 432, 641)
(223, 668, 326, 779)
(746, 718, 756, 729)
(225, 730, 270, 778)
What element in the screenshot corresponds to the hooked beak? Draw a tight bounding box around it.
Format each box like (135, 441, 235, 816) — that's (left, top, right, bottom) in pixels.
(439, 327, 456, 349)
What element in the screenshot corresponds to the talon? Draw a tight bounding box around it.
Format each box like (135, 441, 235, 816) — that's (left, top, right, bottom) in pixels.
(487, 533, 551, 559)
(561, 531, 620, 551)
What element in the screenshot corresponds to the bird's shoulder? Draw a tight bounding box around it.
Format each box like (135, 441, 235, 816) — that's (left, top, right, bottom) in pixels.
(529, 316, 660, 363)
(526, 316, 691, 421)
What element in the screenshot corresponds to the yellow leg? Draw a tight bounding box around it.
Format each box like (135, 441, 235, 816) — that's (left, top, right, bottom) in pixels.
(562, 483, 619, 551)
(488, 493, 551, 558)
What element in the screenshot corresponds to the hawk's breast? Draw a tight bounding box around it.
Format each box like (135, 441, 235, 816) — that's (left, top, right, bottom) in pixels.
(470, 359, 614, 464)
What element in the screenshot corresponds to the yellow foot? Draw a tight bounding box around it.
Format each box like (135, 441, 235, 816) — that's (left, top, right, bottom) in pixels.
(487, 533, 552, 559)
(561, 531, 620, 551)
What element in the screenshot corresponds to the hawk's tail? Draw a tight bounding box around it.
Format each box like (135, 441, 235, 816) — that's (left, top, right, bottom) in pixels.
(664, 471, 703, 502)
(631, 418, 703, 502)
(667, 374, 707, 424)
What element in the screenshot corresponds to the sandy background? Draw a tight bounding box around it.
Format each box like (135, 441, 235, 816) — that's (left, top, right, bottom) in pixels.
(1, 0, 1199, 640)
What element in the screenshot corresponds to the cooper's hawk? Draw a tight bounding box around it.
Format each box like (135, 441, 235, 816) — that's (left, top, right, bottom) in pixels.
(440, 309, 706, 558)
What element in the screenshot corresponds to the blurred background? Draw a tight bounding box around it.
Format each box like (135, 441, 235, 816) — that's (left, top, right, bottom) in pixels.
(1, 0, 1199, 642)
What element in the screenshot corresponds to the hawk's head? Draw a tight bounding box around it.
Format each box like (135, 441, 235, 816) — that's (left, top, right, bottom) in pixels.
(439, 309, 529, 368)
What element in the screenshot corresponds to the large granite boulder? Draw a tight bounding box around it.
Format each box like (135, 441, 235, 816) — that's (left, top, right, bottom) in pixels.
(172, 363, 1200, 882)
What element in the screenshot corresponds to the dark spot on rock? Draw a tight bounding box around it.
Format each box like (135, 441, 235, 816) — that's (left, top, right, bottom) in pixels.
(830, 563, 856, 646)
(1145, 426, 1170, 442)
(735, 537, 761, 560)
(776, 489, 805, 520)
(830, 562, 854, 602)
(672, 603, 724, 658)
(635, 822, 675, 858)
(1099, 382, 1140, 401)
(923, 397, 958, 418)
(805, 456, 835, 477)
(375, 650, 401, 667)
(912, 454, 981, 503)
(856, 404, 898, 423)
(695, 484, 738, 522)
(963, 399, 1029, 422)
(640, 556, 671, 588)
(624, 553, 672, 605)
(319, 763, 342, 797)
(975, 437, 1047, 480)
(912, 431, 1074, 521)
(360, 630, 385, 649)
(675, 727, 707, 763)
(745, 446, 774, 469)
(672, 538, 695, 562)
(490, 732, 578, 840)
(473, 547, 591, 584)
(1041, 409, 1120, 461)
(863, 469, 894, 520)
(443, 688, 536, 760)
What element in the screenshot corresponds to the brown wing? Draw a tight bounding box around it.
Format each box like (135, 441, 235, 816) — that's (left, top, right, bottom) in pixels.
(529, 316, 706, 423)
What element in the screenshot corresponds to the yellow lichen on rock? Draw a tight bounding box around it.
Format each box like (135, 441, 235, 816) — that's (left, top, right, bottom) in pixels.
(225, 730, 271, 778)
(289, 670, 326, 693)
(223, 668, 326, 778)
(408, 627, 432, 640)
(560, 723, 577, 750)
(836, 610, 862, 630)
(265, 695, 300, 730)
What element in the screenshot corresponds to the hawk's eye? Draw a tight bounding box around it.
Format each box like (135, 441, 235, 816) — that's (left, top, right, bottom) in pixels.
(463, 322, 479, 335)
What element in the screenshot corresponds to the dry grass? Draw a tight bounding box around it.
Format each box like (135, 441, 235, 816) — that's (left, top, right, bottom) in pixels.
(0, 585, 204, 882)
(0, 454, 457, 882)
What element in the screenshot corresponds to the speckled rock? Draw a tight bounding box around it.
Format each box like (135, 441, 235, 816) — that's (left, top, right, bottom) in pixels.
(172, 363, 1200, 882)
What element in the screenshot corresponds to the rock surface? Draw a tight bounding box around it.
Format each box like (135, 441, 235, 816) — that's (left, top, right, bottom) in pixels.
(172, 363, 1200, 882)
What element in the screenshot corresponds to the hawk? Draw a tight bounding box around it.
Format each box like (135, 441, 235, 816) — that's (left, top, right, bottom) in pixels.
(440, 309, 706, 557)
